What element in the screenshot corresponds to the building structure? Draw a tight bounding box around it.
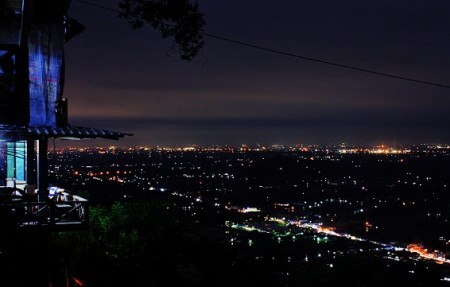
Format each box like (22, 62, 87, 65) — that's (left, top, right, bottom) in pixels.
(0, 1, 130, 285)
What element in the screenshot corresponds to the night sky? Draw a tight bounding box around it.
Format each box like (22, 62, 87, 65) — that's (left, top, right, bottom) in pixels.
(63, 0, 450, 147)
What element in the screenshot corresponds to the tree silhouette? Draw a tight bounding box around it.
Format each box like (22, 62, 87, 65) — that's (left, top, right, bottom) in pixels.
(117, 0, 205, 60)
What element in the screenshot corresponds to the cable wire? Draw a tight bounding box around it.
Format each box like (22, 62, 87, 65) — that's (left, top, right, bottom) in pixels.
(73, 0, 450, 89)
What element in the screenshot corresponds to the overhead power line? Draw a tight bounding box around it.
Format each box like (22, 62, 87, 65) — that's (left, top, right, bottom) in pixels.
(75, 0, 119, 13)
(202, 33, 450, 89)
(74, 0, 450, 89)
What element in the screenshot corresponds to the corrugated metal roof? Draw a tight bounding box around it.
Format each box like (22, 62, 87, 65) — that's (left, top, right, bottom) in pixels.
(0, 125, 132, 140)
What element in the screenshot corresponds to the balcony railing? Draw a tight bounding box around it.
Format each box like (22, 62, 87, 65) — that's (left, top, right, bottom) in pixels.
(0, 189, 88, 231)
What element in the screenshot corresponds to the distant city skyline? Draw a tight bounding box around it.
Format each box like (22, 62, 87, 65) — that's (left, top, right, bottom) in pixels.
(64, 0, 450, 147)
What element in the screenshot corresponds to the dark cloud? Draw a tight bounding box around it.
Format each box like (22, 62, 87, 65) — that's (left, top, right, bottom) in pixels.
(63, 0, 450, 147)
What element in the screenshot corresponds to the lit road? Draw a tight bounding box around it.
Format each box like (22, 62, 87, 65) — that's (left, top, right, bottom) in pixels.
(228, 218, 450, 265)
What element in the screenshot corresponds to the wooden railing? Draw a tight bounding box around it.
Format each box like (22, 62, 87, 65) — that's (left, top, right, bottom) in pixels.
(0, 190, 88, 231)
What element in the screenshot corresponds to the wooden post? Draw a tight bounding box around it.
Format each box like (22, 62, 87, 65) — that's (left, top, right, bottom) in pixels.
(16, 0, 33, 125)
(37, 138, 48, 202)
(26, 139, 36, 185)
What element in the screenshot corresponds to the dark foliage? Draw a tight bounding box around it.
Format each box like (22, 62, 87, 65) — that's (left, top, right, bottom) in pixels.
(117, 0, 205, 60)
